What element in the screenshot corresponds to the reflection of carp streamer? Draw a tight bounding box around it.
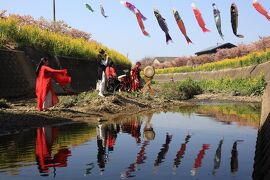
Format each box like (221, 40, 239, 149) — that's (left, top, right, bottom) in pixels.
(154, 133, 173, 167)
(212, 139, 223, 175)
(231, 140, 244, 175)
(191, 144, 210, 176)
(173, 134, 191, 170)
(120, 141, 149, 179)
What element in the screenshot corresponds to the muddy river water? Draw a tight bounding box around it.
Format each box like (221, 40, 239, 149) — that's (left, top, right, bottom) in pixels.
(0, 103, 261, 179)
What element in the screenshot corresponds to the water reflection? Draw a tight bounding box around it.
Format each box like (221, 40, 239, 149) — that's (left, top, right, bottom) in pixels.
(212, 139, 223, 175)
(121, 118, 142, 144)
(142, 113, 155, 141)
(230, 140, 243, 175)
(191, 144, 210, 176)
(0, 104, 260, 180)
(173, 134, 191, 172)
(171, 103, 260, 128)
(84, 163, 95, 176)
(154, 133, 173, 169)
(121, 141, 150, 179)
(96, 123, 120, 172)
(35, 127, 71, 177)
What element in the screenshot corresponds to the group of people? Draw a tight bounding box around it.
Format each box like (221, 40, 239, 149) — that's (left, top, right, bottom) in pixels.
(35, 49, 143, 111)
(96, 49, 142, 97)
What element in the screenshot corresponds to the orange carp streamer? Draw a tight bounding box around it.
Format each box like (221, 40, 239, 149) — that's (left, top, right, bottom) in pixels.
(192, 3, 210, 32)
(253, 0, 270, 21)
(135, 9, 150, 36)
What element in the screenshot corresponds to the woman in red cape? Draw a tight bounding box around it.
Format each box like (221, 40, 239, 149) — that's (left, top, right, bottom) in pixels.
(36, 57, 71, 111)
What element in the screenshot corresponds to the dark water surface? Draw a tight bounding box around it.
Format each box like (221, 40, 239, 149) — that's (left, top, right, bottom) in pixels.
(0, 103, 261, 180)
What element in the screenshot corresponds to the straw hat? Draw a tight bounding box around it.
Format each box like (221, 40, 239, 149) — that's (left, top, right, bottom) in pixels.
(143, 66, 155, 78)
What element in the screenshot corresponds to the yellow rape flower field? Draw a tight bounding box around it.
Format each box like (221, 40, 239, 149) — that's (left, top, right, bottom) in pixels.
(0, 17, 131, 66)
(156, 49, 270, 74)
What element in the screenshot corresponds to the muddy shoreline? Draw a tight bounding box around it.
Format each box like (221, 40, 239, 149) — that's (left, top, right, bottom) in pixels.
(0, 92, 261, 136)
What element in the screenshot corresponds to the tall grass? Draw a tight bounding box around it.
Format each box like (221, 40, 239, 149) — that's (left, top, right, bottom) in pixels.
(0, 16, 131, 66)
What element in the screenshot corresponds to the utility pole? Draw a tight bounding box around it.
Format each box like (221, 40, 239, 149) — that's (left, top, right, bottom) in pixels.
(53, 0, 56, 21)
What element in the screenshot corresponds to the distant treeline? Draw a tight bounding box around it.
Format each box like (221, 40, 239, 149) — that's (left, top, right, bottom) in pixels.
(141, 36, 270, 70)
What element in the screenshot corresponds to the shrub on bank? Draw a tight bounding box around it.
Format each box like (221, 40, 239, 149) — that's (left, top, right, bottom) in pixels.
(177, 79, 203, 100)
(160, 79, 202, 100)
(0, 16, 131, 66)
(159, 75, 267, 100)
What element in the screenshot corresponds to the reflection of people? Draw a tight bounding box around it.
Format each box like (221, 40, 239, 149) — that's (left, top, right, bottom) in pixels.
(96, 123, 107, 172)
(96, 123, 120, 172)
(36, 57, 71, 111)
(131, 62, 142, 91)
(97, 49, 108, 97)
(35, 127, 71, 176)
(154, 133, 173, 167)
(121, 119, 142, 144)
(212, 139, 223, 175)
(142, 113, 155, 141)
(173, 134, 191, 170)
(121, 119, 141, 143)
(230, 140, 243, 175)
(191, 144, 210, 176)
(121, 141, 149, 179)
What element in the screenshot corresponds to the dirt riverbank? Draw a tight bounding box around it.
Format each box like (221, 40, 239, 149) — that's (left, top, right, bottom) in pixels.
(0, 92, 261, 136)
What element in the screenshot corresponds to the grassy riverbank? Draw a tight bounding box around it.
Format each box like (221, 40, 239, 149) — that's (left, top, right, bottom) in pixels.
(0, 15, 131, 66)
(158, 75, 267, 100)
(155, 49, 270, 74)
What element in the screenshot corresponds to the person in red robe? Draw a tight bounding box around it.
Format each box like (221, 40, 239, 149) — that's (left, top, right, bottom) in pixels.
(36, 57, 71, 111)
(105, 60, 117, 79)
(105, 60, 120, 92)
(131, 62, 142, 92)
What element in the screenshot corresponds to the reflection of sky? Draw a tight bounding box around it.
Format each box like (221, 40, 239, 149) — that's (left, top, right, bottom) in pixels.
(0, 111, 258, 180)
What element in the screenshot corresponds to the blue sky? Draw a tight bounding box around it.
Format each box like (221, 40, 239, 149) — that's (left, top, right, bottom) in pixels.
(1, 0, 270, 63)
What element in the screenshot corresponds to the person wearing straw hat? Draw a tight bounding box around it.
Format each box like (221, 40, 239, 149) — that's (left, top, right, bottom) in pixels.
(97, 49, 108, 97)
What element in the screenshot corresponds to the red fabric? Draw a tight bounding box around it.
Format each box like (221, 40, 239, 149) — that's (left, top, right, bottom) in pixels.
(36, 65, 71, 111)
(105, 67, 116, 79)
(121, 120, 141, 143)
(36, 128, 51, 172)
(35, 128, 71, 174)
(52, 149, 71, 167)
(193, 144, 210, 169)
(131, 66, 140, 91)
(106, 135, 116, 149)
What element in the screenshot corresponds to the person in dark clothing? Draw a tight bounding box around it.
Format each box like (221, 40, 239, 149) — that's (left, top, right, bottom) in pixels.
(97, 49, 108, 97)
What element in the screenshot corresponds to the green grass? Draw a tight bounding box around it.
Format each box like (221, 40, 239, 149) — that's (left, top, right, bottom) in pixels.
(198, 75, 267, 96)
(159, 75, 267, 100)
(0, 17, 131, 66)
